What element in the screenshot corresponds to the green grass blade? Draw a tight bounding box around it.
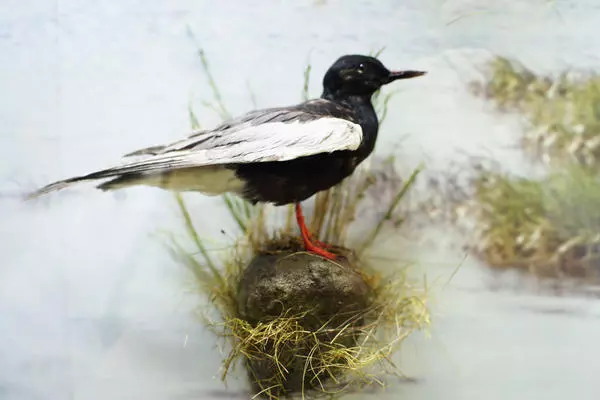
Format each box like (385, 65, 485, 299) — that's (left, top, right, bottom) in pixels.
(359, 165, 422, 253)
(174, 193, 224, 287)
(302, 62, 312, 101)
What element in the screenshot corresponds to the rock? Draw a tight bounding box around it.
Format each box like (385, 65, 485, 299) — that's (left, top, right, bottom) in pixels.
(236, 250, 372, 397)
(237, 251, 371, 329)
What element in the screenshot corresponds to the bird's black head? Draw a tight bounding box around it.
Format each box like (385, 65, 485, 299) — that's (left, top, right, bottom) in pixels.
(322, 54, 425, 98)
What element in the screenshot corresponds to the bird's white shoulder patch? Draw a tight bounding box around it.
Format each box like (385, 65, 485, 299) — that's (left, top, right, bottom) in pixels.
(199, 117, 363, 164)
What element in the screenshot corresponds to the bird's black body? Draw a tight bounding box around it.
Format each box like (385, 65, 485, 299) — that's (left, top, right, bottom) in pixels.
(234, 96, 376, 205)
(232, 53, 426, 206)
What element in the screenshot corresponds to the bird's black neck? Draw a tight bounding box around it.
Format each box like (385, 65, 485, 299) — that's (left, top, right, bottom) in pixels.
(322, 92, 379, 161)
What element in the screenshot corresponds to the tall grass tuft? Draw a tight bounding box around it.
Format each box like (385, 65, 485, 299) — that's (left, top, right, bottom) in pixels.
(171, 159, 427, 399)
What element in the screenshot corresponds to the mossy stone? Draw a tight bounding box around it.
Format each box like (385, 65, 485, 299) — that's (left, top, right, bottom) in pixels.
(236, 250, 372, 397)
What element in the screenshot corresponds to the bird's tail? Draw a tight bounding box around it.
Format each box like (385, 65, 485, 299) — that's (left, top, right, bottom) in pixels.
(25, 139, 236, 200)
(25, 178, 88, 200)
(24, 171, 144, 200)
(24, 147, 189, 200)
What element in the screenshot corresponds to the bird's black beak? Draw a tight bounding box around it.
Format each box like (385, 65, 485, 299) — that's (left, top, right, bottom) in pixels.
(384, 70, 427, 84)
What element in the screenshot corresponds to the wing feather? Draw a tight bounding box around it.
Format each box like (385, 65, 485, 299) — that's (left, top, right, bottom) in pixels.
(108, 117, 362, 175)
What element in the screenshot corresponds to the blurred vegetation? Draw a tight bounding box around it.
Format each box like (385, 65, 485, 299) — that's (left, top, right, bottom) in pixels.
(469, 165, 600, 280)
(464, 56, 600, 281)
(170, 38, 428, 398)
(471, 56, 600, 168)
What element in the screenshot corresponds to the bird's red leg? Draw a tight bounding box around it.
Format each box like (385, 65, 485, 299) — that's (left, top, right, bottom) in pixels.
(292, 204, 332, 248)
(293, 204, 332, 248)
(295, 203, 337, 260)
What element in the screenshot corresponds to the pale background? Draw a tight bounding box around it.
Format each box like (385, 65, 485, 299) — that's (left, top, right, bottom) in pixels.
(1, 1, 600, 399)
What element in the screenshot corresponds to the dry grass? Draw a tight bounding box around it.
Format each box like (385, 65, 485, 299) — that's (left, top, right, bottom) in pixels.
(222, 276, 427, 398)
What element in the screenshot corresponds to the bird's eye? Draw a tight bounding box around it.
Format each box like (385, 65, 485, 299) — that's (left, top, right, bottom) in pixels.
(357, 63, 365, 74)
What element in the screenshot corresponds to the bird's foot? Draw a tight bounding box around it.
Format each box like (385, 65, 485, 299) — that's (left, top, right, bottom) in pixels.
(302, 238, 337, 260)
(309, 235, 333, 249)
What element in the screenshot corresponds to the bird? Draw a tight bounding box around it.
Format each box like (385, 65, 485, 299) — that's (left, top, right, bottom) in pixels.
(26, 54, 426, 260)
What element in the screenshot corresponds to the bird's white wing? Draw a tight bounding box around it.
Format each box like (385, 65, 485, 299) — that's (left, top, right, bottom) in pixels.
(91, 117, 362, 176)
(208, 117, 363, 162)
